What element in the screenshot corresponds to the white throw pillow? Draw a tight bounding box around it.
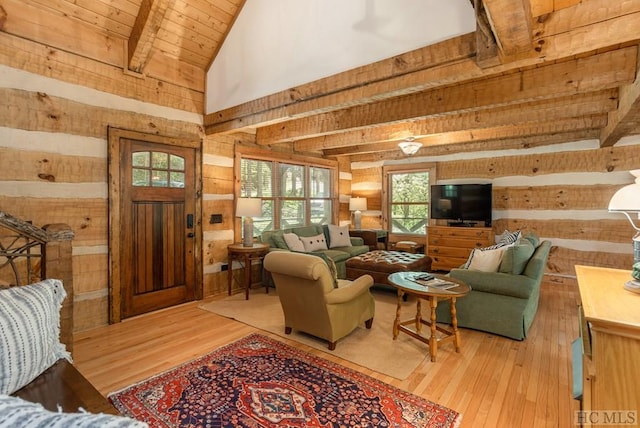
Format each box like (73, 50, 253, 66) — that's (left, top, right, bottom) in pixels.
(300, 233, 328, 252)
(467, 247, 506, 272)
(0, 394, 148, 427)
(0, 279, 71, 395)
(283, 233, 305, 252)
(328, 224, 351, 248)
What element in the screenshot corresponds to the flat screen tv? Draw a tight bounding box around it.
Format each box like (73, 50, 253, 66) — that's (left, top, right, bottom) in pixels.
(430, 184, 492, 226)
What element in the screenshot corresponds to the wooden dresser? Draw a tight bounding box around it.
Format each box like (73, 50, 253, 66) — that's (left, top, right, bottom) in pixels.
(427, 226, 493, 271)
(575, 265, 640, 427)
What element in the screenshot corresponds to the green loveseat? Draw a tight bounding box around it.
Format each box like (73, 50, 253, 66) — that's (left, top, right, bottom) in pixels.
(260, 225, 370, 278)
(435, 235, 551, 340)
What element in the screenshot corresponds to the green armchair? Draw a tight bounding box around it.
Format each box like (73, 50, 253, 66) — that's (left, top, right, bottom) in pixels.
(264, 251, 375, 350)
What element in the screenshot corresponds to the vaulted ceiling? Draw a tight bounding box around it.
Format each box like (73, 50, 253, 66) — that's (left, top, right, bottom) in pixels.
(202, 0, 640, 161)
(10, 0, 640, 160)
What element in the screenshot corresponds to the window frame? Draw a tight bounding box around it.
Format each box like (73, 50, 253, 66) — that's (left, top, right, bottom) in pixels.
(234, 146, 339, 239)
(382, 162, 436, 240)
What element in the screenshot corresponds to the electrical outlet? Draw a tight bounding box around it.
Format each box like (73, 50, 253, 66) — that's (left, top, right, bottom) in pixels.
(221, 263, 229, 271)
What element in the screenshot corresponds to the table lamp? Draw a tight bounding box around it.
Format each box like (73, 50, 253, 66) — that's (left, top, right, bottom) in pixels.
(236, 198, 262, 247)
(349, 197, 367, 230)
(608, 169, 640, 292)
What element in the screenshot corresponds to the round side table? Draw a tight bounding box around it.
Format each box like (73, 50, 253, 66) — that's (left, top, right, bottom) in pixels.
(227, 243, 270, 300)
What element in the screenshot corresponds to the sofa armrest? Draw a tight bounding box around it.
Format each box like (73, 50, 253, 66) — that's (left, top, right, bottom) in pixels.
(349, 236, 364, 246)
(448, 269, 537, 299)
(325, 275, 374, 304)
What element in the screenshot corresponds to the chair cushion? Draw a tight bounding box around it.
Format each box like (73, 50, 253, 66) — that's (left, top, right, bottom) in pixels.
(0, 280, 71, 395)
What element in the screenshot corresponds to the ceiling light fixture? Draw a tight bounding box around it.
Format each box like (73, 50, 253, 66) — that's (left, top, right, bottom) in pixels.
(398, 137, 422, 156)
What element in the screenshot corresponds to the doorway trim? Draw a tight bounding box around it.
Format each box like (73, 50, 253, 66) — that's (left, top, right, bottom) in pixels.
(107, 127, 203, 323)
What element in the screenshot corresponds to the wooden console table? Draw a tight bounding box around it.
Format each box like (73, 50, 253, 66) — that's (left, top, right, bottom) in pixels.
(227, 243, 269, 300)
(575, 265, 640, 427)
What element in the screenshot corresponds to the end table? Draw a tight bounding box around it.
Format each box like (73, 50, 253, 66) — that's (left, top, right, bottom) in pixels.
(227, 243, 270, 300)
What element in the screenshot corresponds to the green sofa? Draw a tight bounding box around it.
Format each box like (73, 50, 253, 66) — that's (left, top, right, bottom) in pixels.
(260, 225, 370, 278)
(435, 235, 551, 340)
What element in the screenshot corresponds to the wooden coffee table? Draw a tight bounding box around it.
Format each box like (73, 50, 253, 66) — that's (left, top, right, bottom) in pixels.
(387, 271, 470, 362)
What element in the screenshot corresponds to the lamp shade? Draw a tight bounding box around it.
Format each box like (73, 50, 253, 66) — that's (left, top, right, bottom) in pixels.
(349, 197, 367, 212)
(608, 169, 640, 213)
(236, 198, 262, 217)
(236, 198, 261, 247)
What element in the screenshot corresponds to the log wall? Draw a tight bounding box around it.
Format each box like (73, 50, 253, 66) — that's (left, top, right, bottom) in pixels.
(350, 139, 640, 277)
(0, 31, 203, 332)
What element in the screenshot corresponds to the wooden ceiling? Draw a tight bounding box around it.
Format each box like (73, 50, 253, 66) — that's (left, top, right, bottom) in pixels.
(8, 1, 640, 160)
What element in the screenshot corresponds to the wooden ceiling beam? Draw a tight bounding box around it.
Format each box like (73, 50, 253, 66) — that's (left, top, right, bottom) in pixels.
(204, 34, 478, 132)
(347, 129, 600, 162)
(481, 0, 533, 57)
(257, 48, 635, 145)
(531, 2, 640, 59)
(204, 0, 640, 136)
(293, 90, 617, 151)
(600, 48, 640, 147)
(127, 0, 172, 73)
(474, 0, 501, 68)
(323, 115, 607, 157)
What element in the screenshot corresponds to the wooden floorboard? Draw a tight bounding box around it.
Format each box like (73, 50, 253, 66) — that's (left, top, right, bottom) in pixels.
(73, 281, 581, 427)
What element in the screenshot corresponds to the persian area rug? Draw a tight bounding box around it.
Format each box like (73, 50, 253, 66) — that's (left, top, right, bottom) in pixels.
(108, 334, 461, 428)
(198, 289, 429, 380)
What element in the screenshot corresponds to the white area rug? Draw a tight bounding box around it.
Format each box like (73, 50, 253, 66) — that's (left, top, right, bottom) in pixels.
(199, 289, 429, 379)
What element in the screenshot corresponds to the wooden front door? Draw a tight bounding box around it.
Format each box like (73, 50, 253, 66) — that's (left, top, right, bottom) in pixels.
(108, 128, 202, 322)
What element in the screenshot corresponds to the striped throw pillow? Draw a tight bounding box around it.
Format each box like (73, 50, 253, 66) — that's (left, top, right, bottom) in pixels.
(0, 279, 71, 395)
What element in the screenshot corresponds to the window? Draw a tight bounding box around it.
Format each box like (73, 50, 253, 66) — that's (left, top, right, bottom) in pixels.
(240, 157, 335, 236)
(132, 151, 185, 188)
(384, 164, 435, 236)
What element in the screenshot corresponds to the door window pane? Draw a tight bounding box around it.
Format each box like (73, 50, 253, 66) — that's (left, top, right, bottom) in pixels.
(170, 172, 185, 188)
(152, 152, 168, 169)
(132, 151, 186, 188)
(151, 170, 168, 187)
(170, 154, 185, 170)
(132, 169, 150, 186)
(132, 152, 150, 167)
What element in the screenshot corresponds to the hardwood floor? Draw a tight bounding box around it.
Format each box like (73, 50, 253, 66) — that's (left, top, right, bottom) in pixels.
(74, 281, 581, 428)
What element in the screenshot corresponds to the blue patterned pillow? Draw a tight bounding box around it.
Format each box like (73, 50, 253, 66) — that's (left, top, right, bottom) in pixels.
(0, 280, 71, 395)
(0, 394, 147, 427)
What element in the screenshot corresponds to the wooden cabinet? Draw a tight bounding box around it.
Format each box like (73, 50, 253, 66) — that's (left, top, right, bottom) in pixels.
(576, 265, 640, 427)
(427, 226, 493, 271)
